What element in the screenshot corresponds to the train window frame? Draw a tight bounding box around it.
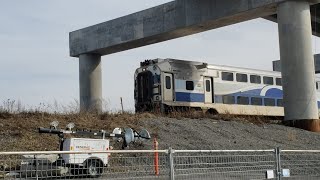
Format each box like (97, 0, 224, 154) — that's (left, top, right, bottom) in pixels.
(205, 80, 211, 92)
(316, 82, 320, 90)
(251, 97, 262, 106)
(236, 73, 248, 83)
(276, 78, 282, 86)
(221, 72, 234, 81)
(222, 95, 235, 104)
(186, 81, 194, 91)
(263, 76, 274, 85)
(165, 76, 171, 89)
(237, 96, 249, 105)
(250, 75, 261, 84)
(264, 98, 276, 106)
(277, 99, 283, 107)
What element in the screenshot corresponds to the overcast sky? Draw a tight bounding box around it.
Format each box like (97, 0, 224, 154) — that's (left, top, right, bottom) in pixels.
(1, 1, 319, 112)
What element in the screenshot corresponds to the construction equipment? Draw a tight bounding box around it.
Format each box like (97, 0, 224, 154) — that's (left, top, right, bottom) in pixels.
(20, 121, 151, 178)
(38, 121, 151, 149)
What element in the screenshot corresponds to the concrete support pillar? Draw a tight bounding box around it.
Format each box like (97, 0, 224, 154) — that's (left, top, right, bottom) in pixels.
(79, 54, 102, 113)
(277, 1, 319, 128)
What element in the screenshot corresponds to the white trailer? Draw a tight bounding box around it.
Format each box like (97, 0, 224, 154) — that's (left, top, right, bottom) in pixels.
(62, 138, 110, 165)
(20, 122, 151, 178)
(21, 138, 111, 178)
(62, 138, 110, 177)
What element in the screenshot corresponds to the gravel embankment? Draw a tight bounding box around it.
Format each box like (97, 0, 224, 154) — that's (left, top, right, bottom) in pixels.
(0, 113, 320, 151)
(138, 117, 320, 150)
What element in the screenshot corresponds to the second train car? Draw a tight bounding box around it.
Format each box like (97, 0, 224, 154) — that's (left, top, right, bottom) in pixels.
(134, 58, 320, 116)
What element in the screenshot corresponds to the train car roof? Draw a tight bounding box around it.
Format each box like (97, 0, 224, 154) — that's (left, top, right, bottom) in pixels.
(207, 64, 281, 76)
(157, 58, 281, 76)
(142, 58, 320, 80)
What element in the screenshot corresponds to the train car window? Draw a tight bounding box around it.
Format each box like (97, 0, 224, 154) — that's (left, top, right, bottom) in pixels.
(277, 99, 283, 107)
(250, 75, 261, 84)
(263, 77, 274, 85)
(154, 74, 161, 84)
(186, 81, 194, 90)
(276, 78, 282, 86)
(165, 76, 171, 89)
(236, 73, 248, 82)
(237, 96, 249, 105)
(251, 97, 262, 106)
(264, 98, 276, 106)
(221, 72, 234, 81)
(316, 82, 319, 90)
(223, 95, 235, 104)
(206, 80, 211, 92)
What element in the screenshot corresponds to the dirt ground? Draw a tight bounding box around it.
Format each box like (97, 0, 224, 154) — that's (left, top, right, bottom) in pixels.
(0, 112, 320, 152)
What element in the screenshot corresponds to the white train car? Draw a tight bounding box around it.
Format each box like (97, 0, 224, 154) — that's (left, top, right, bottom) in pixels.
(134, 58, 320, 116)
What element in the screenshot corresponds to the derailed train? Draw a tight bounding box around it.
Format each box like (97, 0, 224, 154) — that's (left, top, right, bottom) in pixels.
(134, 59, 320, 116)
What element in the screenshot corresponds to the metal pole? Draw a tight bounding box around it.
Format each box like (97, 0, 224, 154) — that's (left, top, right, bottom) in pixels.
(168, 147, 175, 180)
(275, 147, 282, 180)
(274, 148, 278, 180)
(120, 97, 124, 113)
(34, 155, 39, 180)
(154, 138, 159, 176)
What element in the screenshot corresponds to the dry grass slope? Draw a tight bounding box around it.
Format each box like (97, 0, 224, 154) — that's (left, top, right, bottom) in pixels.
(0, 111, 161, 152)
(0, 106, 319, 152)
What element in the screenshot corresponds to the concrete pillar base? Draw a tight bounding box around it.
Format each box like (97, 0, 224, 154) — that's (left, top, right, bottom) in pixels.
(284, 119, 320, 132)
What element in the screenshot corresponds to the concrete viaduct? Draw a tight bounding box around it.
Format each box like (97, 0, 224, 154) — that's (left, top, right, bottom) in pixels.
(69, 0, 320, 130)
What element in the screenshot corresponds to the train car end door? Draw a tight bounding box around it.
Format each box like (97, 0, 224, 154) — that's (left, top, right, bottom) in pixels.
(163, 73, 173, 102)
(204, 77, 213, 103)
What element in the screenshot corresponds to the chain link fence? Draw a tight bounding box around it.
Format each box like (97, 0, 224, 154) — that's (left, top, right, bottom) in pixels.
(173, 149, 276, 180)
(0, 149, 320, 180)
(280, 150, 320, 180)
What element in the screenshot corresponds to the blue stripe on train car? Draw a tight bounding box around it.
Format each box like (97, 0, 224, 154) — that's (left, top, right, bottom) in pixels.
(265, 88, 283, 98)
(238, 89, 262, 96)
(175, 92, 204, 102)
(229, 88, 283, 99)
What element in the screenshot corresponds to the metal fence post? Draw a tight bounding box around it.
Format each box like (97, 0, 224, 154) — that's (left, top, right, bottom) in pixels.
(168, 147, 175, 180)
(34, 155, 39, 180)
(275, 147, 282, 180)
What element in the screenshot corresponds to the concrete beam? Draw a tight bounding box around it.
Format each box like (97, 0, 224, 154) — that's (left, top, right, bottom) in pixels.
(273, 54, 320, 73)
(70, 0, 287, 57)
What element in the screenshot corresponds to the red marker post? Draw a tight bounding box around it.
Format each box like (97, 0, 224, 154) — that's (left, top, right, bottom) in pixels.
(154, 138, 159, 176)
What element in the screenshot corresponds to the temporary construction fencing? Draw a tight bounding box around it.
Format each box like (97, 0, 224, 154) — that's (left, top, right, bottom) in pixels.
(0, 148, 320, 180)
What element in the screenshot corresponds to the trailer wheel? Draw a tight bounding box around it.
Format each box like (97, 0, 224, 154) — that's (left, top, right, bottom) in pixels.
(84, 159, 103, 178)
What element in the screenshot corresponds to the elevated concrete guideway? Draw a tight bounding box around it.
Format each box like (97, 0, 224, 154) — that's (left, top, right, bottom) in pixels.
(70, 0, 320, 131)
(69, 0, 320, 57)
(70, 0, 283, 57)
